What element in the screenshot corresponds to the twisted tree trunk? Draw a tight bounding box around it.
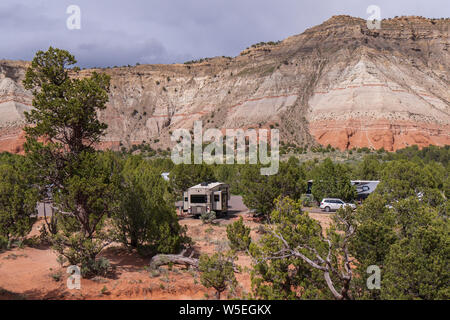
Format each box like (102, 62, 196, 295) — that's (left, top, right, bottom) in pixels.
(149, 248, 199, 269)
(150, 254, 199, 269)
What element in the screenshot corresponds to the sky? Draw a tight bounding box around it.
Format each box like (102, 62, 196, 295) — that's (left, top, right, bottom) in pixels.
(0, 0, 448, 68)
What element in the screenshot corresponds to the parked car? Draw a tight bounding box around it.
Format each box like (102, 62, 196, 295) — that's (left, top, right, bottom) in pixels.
(320, 198, 356, 212)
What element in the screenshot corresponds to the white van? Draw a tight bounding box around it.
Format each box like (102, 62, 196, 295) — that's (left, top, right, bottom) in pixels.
(320, 198, 356, 212)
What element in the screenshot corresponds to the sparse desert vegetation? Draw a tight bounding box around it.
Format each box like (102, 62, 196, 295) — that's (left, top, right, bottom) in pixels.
(0, 47, 448, 301)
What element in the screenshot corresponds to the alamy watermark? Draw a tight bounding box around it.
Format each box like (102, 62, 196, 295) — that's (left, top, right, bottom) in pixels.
(67, 265, 81, 290)
(66, 5, 81, 30)
(171, 121, 280, 175)
(366, 5, 381, 30)
(366, 265, 381, 290)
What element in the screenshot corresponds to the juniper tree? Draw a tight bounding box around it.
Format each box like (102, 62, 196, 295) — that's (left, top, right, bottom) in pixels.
(249, 197, 355, 300)
(113, 155, 189, 255)
(23, 47, 119, 272)
(169, 163, 215, 197)
(239, 157, 306, 216)
(375, 160, 439, 203)
(226, 216, 251, 252)
(198, 251, 237, 300)
(350, 195, 449, 300)
(310, 158, 356, 202)
(0, 157, 38, 247)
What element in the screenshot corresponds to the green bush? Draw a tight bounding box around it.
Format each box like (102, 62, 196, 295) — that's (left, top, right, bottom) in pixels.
(51, 271, 63, 282)
(81, 257, 112, 278)
(310, 158, 356, 202)
(113, 156, 190, 255)
(199, 251, 237, 299)
(0, 160, 38, 243)
(226, 217, 251, 252)
(201, 211, 216, 224)
(239, 157, 306, 216)
(0, 235, 9, 251)
(300, 194, 314, 207)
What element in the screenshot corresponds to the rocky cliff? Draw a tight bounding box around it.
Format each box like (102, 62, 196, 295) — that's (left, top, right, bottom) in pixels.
(1, 15, 449, 153)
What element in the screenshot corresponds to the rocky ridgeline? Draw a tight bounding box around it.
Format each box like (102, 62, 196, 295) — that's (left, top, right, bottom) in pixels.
(0, 15, 449, 153)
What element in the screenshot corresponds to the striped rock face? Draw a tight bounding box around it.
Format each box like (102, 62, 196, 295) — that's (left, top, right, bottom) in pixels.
(0, 62, 32, 154)
(0, 15, 449, 153)
(307, 54, 450, 150)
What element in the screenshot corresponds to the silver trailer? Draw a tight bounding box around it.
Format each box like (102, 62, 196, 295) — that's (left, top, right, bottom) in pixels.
(351, 180, 380, 200)
(183, 182, 230, 216)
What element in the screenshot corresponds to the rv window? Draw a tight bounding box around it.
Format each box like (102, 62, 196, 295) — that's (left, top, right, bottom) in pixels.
(190, 195, 207, 203)
(214, 195, 220, 202)
(184, 197, 188, 202)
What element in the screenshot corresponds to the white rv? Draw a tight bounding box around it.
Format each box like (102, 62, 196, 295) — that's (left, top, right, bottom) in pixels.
(183, 182, 230, 216)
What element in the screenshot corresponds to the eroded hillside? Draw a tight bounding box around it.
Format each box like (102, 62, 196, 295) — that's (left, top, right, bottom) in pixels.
(0, 15, 449, 153)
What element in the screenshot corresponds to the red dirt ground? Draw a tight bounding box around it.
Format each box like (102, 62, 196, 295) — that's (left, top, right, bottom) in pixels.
(0, 210, 331, 300)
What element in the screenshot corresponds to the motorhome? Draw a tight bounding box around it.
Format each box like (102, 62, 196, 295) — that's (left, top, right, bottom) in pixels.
(183, 182, 230, 216)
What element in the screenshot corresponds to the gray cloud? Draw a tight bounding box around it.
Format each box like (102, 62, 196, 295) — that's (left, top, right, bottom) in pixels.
(0, 0, 448, 68)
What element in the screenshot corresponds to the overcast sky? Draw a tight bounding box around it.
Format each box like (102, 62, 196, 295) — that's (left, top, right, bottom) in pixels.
(0, 0, 448, 68)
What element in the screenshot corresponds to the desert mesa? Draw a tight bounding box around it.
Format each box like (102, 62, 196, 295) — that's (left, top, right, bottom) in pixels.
(0, 15, 449, 153)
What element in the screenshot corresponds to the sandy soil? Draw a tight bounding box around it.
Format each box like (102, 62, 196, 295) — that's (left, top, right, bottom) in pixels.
(0, 209, 331, 300)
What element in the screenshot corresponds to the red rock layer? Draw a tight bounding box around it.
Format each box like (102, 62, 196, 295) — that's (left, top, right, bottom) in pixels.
(0, 127, 26, 154)
(309, 119, 450, 151)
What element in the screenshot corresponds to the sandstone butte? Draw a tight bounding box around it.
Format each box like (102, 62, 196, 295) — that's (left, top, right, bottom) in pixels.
(0, 15, 449, 154)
